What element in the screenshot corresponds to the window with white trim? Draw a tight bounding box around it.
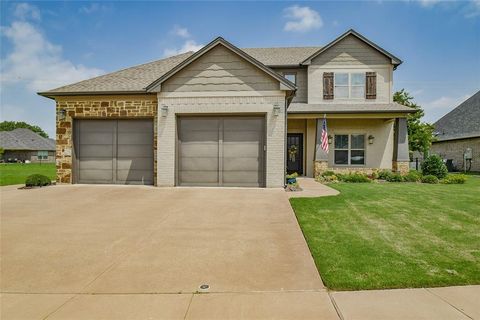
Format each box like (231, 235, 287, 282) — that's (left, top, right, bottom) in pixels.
(334, 73, 365, 99)
(334, 134, 365, 165)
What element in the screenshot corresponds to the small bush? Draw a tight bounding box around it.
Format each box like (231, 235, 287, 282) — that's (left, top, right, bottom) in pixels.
(421, 175, 439, 184)
(386, 173, 404, 182)
(403, 170, 422, 182)
(421, 155, 448, 179)
(25, 174, 51, 187)
(316, 174, 339, 183)
(441, 174, 467, 184)
(322, 170, 335, 177)
(377, 170, 393, 180)
(338, 173, 371, 183)
(368, 171, 379, 180)
(286, 172, 299, 179)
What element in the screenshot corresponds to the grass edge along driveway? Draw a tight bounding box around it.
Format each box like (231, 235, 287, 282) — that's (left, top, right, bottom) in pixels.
(0, 163, 56, 186)
(290, 178, 480, 291)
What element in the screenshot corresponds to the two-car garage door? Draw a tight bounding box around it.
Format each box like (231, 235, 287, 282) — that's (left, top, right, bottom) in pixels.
(177, 116, 265, 187)
(74, 119, 154, 185)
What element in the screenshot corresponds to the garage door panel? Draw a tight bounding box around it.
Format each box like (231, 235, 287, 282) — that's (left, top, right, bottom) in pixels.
(223, 171, 262, 185)
(179, 171, 219, 184)
(79, 169, 113, 182)
(79, 145, 114, 158)
(223, 157, 260, 171)
(180, 157, 218, 171)
(76, 119, 153, 185)
(117, 133, 153, 145)
(117, 144, 153, 157)
(179, 143, 218, 157)
(116, 169, 153, 184)
(178, 116, 264, 187)
(76, 158, 113, 170)
(117, 158, 153, 170)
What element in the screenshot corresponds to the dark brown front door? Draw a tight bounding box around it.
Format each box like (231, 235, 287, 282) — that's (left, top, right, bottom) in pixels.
(287, 133, 303, 175)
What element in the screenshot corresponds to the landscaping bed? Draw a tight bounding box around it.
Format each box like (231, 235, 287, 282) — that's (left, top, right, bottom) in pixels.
(290, 175, 480, 290)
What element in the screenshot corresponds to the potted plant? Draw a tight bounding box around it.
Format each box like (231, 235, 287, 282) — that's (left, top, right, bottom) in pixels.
(286, 172, 298, 184)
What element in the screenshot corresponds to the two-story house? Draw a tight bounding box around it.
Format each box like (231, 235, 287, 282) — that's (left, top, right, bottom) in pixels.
(39, 29, 413, 187)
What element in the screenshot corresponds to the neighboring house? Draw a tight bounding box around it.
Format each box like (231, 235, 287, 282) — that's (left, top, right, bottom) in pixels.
(0, 128, 56, 163)
(431, 91, 480, 172)
(38, 29, 413, 187)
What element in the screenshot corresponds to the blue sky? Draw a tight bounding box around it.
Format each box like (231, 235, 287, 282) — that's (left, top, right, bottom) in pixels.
(1, 1, 479, 137)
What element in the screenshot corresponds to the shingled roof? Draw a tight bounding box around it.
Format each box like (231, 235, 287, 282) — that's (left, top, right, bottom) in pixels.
(0, 129, 55, 151)
(38, 47, 320, 97)
(433, 91, 480, 141)
(288, 102, 415, 114)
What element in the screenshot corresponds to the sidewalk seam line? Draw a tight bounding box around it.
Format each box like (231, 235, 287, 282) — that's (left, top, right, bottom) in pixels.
(183, 293, 195, 320)
(328, 291, 345, 320)
(424, 288, 473, 320)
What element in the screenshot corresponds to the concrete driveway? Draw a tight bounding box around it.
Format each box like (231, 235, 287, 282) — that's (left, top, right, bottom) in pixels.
(1, 185, 338, 319)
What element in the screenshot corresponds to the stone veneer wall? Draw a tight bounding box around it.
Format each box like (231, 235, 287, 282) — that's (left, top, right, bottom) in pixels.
(55, 95, 157, 184)
(313, 160, 410, 178)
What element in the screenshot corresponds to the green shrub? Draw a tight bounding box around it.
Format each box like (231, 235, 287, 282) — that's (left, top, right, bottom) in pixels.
(377, 170, 393, 180)
(25, 174, 52, 187)
(403, 170, 422, 182)
(316, 174, 339, 183)
(322, 170, 335, 177)
(421, 175, 439, 184)
(421, 155, 448, 179)
(286, 172, 299, 179)
(441, 174, 467, 184)
(386, 173, 404, 182)
(368, 171, 379, 180)
(338, 173, 371, 183)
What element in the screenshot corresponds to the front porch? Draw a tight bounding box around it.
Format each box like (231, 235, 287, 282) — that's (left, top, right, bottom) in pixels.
(286, 113, 410, 178)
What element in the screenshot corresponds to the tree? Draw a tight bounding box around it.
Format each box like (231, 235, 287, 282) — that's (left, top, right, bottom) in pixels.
(0, 121, 49, 138)
(393, 89, 435, 158)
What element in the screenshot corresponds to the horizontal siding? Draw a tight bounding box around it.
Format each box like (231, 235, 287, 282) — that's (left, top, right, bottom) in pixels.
(272, 68, 308, 103)
(162, 45, 279, 92)
(311, 35, 391, 66)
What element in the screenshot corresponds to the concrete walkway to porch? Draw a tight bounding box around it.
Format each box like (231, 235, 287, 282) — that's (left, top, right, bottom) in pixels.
(287, 177, 340, 198)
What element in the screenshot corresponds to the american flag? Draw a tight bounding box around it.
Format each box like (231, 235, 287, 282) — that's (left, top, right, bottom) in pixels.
(321, 116, 329, 153)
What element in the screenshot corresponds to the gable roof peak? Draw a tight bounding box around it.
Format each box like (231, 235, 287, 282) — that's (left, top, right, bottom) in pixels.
(301, 29, 403, 68)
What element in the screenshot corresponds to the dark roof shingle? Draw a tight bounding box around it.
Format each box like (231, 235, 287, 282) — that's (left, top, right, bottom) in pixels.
(0, 129, 56, 151)
(433, 91, 480, 141)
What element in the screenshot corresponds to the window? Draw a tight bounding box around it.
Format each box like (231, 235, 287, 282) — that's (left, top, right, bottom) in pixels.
(37, 150, 48, 160)
(334, 73, 365, 99)
(283, 73, 296, 85)
(334, 134, 365, 165)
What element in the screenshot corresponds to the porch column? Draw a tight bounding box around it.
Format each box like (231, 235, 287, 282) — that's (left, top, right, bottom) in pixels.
(393, 118, 410, 174)
(314, 118, 329, 178)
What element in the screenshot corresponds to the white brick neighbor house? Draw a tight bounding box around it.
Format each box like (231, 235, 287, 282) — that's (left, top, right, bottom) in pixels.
(39, 29, 414, 187)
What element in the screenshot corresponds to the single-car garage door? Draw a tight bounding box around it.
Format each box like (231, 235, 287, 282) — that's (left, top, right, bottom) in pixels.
(74, 119, 154, 185)
(178, 116, 265, 187)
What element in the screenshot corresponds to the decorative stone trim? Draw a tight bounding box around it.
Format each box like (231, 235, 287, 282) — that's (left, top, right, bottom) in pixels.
(392, 161, 410, 175)
(55, 96, 158, 184)
(313, 161, 329, 178)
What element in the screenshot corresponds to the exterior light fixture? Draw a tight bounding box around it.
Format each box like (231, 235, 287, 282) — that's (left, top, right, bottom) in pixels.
(161, 105, 169, 117)
(368, 135, 375, 144)
(57, 109, 66, 121)
(273, 105, 281, 116)
(328, 135, 333, 145)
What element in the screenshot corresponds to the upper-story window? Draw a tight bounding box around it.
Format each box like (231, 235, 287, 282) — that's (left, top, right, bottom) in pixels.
(334, 73, 365, 99)
(283, 73, 296, 85)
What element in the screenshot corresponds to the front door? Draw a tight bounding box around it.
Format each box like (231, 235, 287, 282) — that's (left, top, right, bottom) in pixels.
(287, 133, 303, 175)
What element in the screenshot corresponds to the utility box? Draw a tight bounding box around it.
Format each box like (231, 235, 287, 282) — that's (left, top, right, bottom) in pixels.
(464, 148, 473, 160)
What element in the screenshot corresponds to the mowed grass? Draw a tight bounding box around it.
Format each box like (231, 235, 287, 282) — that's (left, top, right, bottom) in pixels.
(0, 163, 56, 186)
(290, 178, 480, 290)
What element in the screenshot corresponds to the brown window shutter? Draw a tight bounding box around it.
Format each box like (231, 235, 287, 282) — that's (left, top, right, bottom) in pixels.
(323, 72, 334, 100)
(366, 72, 377, 99)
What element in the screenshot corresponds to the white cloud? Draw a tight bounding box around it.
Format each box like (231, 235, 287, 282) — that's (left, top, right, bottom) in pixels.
(421, 94, 471, 122)
(465, 0, 480, 18)
(171, 25, 191, 38)
(417, 0, 441, 7)
(1, 5, 104, 92)
(13, 3, 41, 21)
(79, 3, 111, 14)
(283, 5, 323, 32)
(163, 40, 204, 57)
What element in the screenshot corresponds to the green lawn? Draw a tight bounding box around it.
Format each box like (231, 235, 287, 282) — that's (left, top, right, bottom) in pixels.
(290, 178, 480, 291)
(0, 163, 56, 186)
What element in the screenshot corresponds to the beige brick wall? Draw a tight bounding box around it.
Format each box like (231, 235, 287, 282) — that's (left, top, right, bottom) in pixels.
(431, 137, 480, 172)
(55, 95, 158, 184)
(157, 92, 286, 187)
